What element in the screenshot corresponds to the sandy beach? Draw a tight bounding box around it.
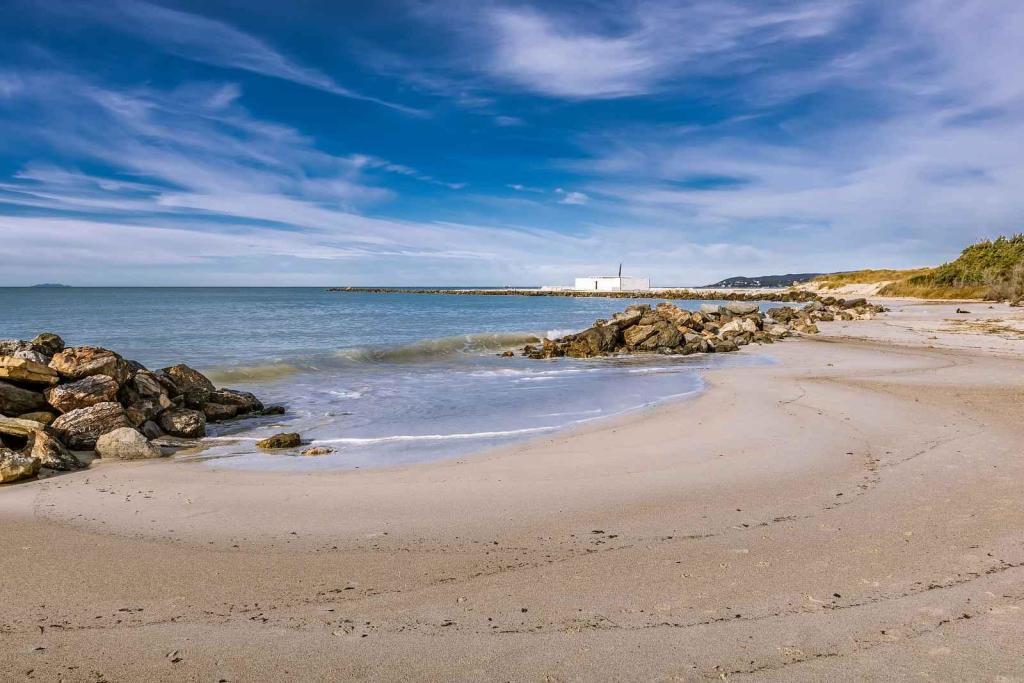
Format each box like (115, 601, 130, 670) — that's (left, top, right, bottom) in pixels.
(3, 299, 1023, 681)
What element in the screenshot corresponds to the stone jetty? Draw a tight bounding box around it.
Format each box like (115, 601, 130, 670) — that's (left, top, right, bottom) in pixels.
(519, 297, 884, 359)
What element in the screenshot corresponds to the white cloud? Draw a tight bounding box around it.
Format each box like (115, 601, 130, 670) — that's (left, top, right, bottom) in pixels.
(474, 1, 850, 99)
(555, 188, 590, 205)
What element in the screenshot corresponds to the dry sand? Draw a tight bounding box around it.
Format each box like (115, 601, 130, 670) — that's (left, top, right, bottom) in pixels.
(2, 300, 1023, 681)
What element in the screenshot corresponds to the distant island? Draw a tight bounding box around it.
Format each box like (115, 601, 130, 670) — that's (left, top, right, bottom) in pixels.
(30, 283, 72, 288)
(704, 273, 822, 288)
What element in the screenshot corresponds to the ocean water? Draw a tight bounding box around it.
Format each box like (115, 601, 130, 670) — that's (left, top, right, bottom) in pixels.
(0, 288, 775, 469)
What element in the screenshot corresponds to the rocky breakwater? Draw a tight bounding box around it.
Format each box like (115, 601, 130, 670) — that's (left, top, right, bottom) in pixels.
(0, 333, 277, 484)
(520, 297, 885, 359)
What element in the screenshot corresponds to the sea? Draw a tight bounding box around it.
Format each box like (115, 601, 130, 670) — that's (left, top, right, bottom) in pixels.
(0, 287, 778, 470)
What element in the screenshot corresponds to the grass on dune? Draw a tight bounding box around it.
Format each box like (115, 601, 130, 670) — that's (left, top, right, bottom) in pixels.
(814, 235, 1024, 300)
(812, 268, 934, 289)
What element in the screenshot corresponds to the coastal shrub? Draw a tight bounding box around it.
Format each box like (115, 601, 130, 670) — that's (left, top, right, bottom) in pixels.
(814, 235, 1024, 300)
(878, 235, 1024, 300)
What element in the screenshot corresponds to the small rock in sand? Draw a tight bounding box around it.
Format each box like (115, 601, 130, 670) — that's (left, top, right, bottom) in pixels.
(300, 446, 334, 456)
(257, 432, 301, 449)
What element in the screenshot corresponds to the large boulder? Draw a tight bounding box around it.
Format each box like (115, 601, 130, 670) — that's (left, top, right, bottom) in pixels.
(160, 364, 215, 408)
(49, 347, 130, 384)
(0, 380, 47, 415)
(51, 402, 130, 450)
(0, 448, 40, 484)
(118, 370, 174, 426)
(158, 408, 206, 438)
(566, 326, 620, 358)
(0, 415, 43, 440)
(45, 374, 119, 413)
(0, 340, 33, 356)
(724, 301, 759, 316)
(208, 388, 264, 414)
(0, 357, 59, 386)
(18, 411, 57, 426)
(635, 320, 683, 351)
(605, 308, 644, 329)
(26, 429, 84, 470)
(31, 333, 65, 357)
(95, 427, 163, 460)
(202, 403, 239, 422)
(654, 303, 691, 327)
(699, 304, 721, 315)
(623, 324, 658, 348)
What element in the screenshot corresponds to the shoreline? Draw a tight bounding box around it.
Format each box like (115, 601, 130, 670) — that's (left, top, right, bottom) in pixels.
(3, 300, 1024, 680)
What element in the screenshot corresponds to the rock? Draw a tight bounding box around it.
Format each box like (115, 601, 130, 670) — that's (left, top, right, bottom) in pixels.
(623, 324, 658, 348)
(740, 318, 759, 334)
(0, 415, 43, 439)
(566, 326, 620, 358)
(0, 356, 59, 386)
(51, 402, 130, 450)
(766, 324, 790, 338)
(261, 405, 286, 416)
(95, 427, 163, 460)
(0, 380, 48, 415)
(767, 306, 797, 323)
(802, 301, 824, 312)
(0, 448, 40, 483)
(718, 320, 743, 336)
(150, 369, 181, 397)
(256, 432, 301, 449)
(724, 301, 759, 316)
(26, 429, 83, 470)
(18, 411, 57, 426)
(202, 403, 239, 422)
(45, 374, 120, 413)
(606, 308, 644, 329)
(13, 349, 51, 364)
(118, 370, 174, 426)
(49, 346, 130, 384)
(140, 420, 164, 440)
(208, 389, 264, 414)
(710, 339, 739, 353)
(160, 364, 215, 408)
(636, 320, 682, 351)
(300, 446, 334, 456)
(699, 304, 721, 315)
(158, 408, 206, 438)
(31, 332, 65, 356)
(131, 370, 170, 400)
(792, 320, 820, 335)
(839, 298, 867, 309)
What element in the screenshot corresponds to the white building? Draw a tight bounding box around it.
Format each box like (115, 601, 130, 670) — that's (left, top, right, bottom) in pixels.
(574, 275, 651, 291)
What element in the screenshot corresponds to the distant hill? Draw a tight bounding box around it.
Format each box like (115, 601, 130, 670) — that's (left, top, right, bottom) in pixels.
(30, 283, 71, 288)
(705, 273, 822, 288)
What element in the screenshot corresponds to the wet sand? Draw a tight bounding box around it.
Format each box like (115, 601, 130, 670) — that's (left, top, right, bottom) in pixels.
(2, 300, 1023, 681)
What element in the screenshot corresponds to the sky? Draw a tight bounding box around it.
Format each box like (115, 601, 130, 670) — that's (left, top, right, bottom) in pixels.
(1, 0, 1022, 286)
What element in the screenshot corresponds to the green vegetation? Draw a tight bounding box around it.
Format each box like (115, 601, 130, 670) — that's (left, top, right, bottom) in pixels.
(812, 235, 1024, 300)
(880, 235, 1024, 300)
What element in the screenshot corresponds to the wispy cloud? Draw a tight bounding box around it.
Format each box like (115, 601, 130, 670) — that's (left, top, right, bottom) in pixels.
(555, 188, 590, 205)
(66, 0, 419, 114)
(408, 0, 850, 100)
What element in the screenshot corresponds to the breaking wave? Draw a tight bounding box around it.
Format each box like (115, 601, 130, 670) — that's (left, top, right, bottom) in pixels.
(204, 331, 541, 383)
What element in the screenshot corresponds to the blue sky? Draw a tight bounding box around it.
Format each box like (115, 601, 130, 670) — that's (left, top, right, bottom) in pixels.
(1, 0, 1022, 286)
